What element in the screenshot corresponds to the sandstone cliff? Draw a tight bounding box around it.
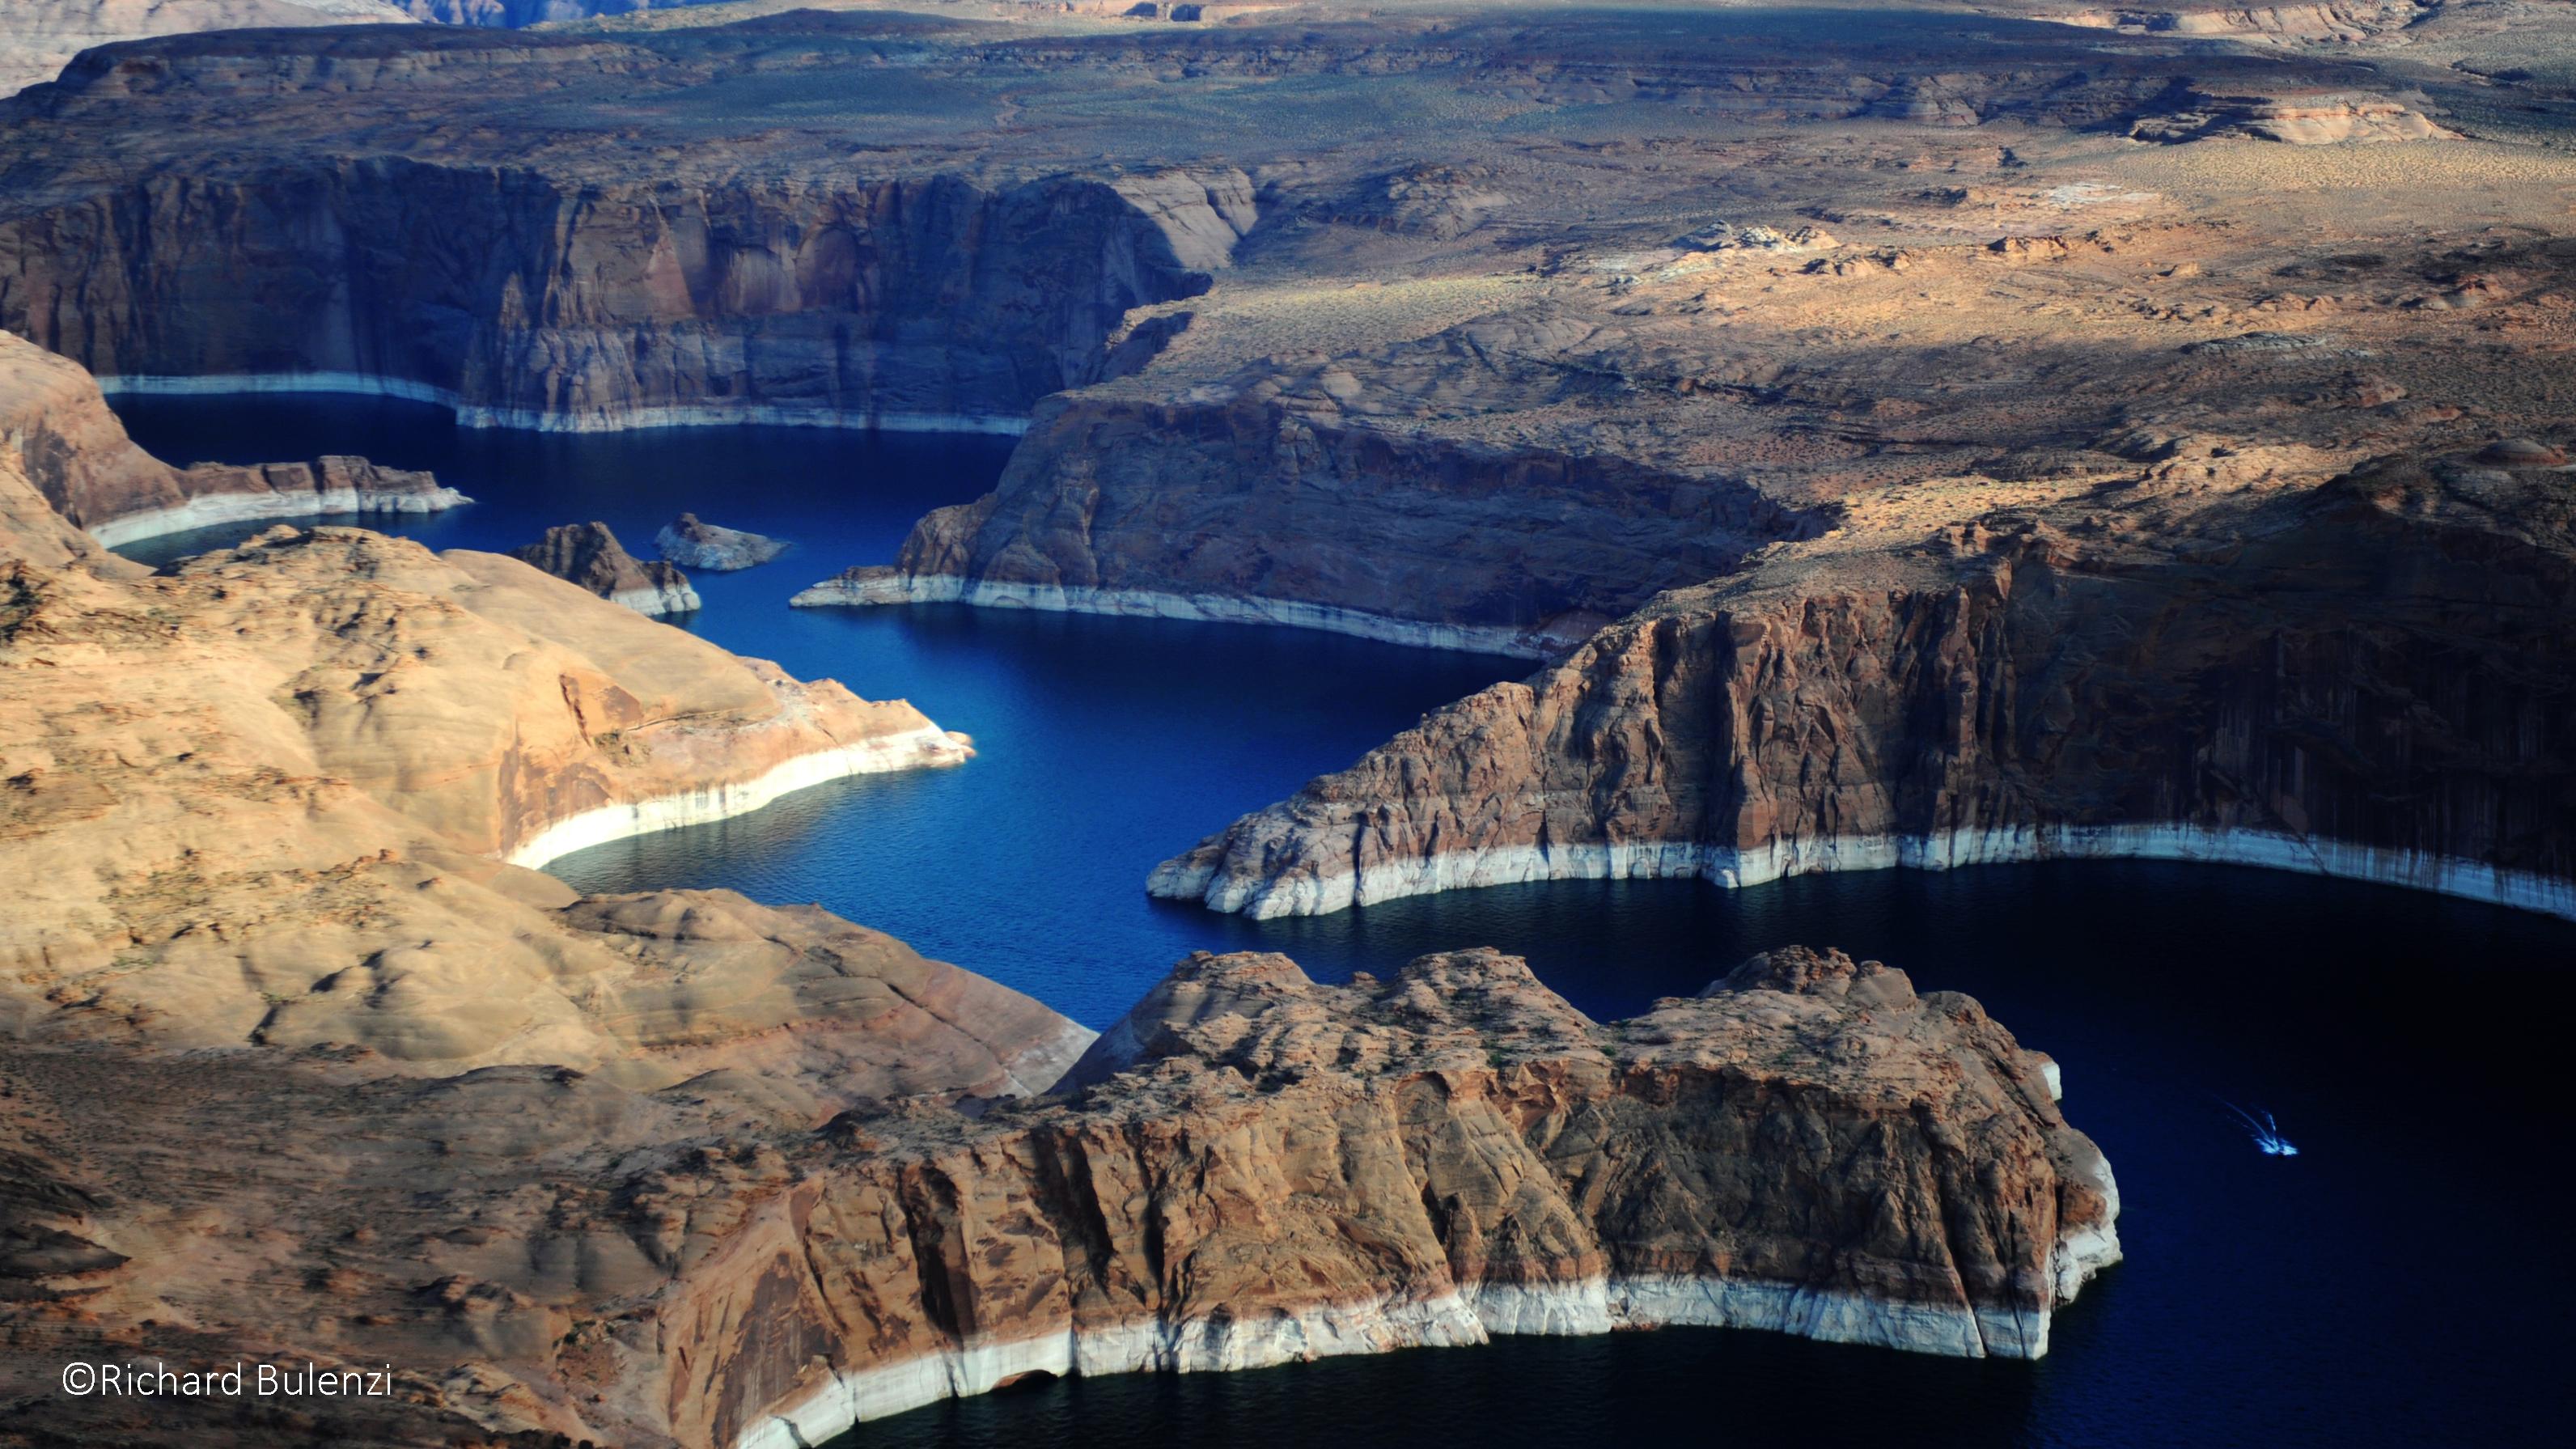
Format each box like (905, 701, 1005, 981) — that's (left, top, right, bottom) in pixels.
(794, 368, 1833, 655)
(703, 944, 2117, 1448)
(1155, 459, 2576, 918)
(1, 332, 467, 545)
(0, 25, 1256, 432)
(515, 519, 702, 616)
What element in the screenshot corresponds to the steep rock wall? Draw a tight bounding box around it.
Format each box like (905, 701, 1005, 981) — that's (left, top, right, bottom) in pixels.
(1155, 464, 2576, 917)
(1, 145, 1252, 430)
(679, 947, 2116, 1448)
(797, 387, 1833, 651)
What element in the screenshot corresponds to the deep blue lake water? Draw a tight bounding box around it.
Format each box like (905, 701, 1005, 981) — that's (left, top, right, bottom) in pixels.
(114, 393, 2576, 1447)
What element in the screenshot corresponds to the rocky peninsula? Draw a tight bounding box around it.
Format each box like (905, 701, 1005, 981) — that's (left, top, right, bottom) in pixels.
(735, 945, 2116, 1447)
(1, 333, 468, 545)
(1154, 453, 2576, 920)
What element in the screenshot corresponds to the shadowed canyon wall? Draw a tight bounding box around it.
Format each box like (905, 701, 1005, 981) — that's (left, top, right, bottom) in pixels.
(798, 387, 1837, 653)
(2, 85, 1252, 430)
(1156, 465, 2576, 917)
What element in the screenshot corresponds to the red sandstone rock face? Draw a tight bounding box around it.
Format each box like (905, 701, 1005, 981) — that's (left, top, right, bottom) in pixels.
(650, 946, 2116, 1448)
(1155, 464, 2576, 918)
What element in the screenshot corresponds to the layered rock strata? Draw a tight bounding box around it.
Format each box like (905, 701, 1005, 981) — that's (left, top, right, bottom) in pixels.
(796, 383, 1830, 655)
(732, 945, 2116, 1448)
(514, 519, 702, 616)
(1, 23, 1258, 432)
(1155, 460, 2576, 919)
(1, 331, 467, 546)
(658, 511, 786, 570)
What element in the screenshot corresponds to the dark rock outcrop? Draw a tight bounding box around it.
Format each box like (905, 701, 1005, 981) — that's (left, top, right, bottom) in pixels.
(513, 520, 701, 616)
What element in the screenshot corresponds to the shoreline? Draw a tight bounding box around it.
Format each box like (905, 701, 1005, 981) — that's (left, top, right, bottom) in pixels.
(503, 727, 971, 870)
(1151, 823, 2576, 922)
(87, 483, 472, 548)
(791, 573, 1562, 659)
(735, 1254, 2112, 1449)
(95, 373, 1029, 437)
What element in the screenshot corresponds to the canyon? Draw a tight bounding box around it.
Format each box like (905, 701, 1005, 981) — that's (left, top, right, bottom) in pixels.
(0, 339, 2115, 1447)
(4, 0, 2575, 1443)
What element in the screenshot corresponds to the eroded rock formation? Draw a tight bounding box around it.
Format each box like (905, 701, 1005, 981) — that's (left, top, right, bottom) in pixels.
(515, 519, 701, 616)
(659, 511, 786, 570)
(725, 944, 2116, 1447)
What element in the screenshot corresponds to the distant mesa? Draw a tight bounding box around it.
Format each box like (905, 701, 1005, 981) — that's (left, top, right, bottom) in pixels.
(657, 513, 787, 571)
(512, 521, 701, 616)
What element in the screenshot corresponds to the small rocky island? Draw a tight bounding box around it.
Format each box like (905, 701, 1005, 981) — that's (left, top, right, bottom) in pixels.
(513, 520, 701, 616)
(658, 512, 787, 570)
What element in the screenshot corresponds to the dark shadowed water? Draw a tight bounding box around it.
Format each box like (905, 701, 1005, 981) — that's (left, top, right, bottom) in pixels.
(114, 393, 2576, 1447)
